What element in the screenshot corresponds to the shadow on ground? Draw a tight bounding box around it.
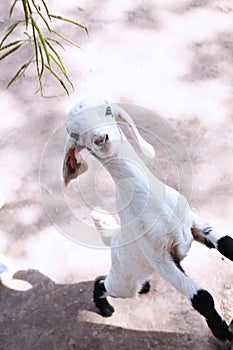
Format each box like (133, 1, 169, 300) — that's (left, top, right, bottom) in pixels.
(1, 269, 231, 350)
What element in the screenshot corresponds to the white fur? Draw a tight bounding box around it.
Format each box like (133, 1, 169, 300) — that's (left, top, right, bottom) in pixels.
(65, 99, 223, 301)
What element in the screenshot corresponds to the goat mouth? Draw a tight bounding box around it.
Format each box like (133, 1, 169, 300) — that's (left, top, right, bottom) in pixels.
(93, 143, 115, 159)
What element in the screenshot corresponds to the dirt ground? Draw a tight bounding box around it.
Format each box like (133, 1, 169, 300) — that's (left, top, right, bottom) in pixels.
(0, 0, 233, 349)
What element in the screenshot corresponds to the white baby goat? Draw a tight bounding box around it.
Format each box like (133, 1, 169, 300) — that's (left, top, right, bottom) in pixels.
(62, 98, 233, 342)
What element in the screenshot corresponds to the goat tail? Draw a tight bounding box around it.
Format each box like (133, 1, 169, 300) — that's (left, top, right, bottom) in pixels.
(191, 213, 233, 262)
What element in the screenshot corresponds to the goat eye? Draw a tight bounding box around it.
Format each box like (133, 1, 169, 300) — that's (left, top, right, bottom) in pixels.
(105, 106, 112, 116)
(70, 133, 80, 141)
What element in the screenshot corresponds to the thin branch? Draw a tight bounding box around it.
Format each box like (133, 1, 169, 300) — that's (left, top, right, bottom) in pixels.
(31, 15, 50, 65)
(37, 41, 45, 93)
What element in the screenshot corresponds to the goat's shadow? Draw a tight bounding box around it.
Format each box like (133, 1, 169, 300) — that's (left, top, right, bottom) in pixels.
(0, 269, 231, 350)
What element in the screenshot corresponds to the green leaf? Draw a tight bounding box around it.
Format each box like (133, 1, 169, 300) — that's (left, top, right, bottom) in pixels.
(47, 50, 74, 89)
(52, 30, 81, 49)
(31, 0, 51, 31)
(24, 31, 32, 40)
(31, 20, 43, 93)
(45, 39, 65, 67)
(41, 0, 51, 19)
(9, 0, 18, 17)
(22, 0, 29, 29)
(0, 42, 24, 61)
(7, 60, 32, 87)
(0, 39, 24, 51)
(0, 20, 24, 48)
(46, 37, 65, 50)
(49, 14, 88, 34)
(1, 1, 86, 95)
(45, 64, 70, 95)
(36, 41, 44, 93)
(45, 38, 74, 88)
(30, 16, 43, 93)
(31, 17, 39, 72)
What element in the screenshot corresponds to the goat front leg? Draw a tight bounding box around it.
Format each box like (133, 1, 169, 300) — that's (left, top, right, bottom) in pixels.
(139, 281, 151, 294)
(93, 277, 115, 317)
(156, 259, 233, 342)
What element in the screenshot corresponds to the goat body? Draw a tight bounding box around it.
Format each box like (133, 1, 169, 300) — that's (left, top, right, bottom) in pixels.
(63, 98, 233, 342)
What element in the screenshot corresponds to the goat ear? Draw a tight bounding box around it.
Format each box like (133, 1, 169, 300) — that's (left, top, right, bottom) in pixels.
(110, 105, 155, 158)
(62, 136, 88, 186)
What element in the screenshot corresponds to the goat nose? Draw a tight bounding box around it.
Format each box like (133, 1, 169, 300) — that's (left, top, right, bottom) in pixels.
(94, 134, 109, 145)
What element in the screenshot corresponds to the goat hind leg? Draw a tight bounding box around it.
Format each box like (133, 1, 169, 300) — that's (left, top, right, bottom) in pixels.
(192, 214, 233, 261)
(196, 227, 233, 261)
(156, 259, 233, 341)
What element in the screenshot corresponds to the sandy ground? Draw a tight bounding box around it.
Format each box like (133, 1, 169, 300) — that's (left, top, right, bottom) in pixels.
(0, 0, 233, 349)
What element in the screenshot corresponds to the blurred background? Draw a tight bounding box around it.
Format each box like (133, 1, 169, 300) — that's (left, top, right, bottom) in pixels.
(0, 1, 233, 349)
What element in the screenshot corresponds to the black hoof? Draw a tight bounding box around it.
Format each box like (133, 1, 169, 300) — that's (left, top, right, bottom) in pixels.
(94, 297, 115, 317)
(192, 290, 233, 342)
(230, 319, 233, 330)
(139, 281, 151, 294)
(93, 277, 115, 317)
(207, 319, 233, 342)
(227, 320, 233, 342)
(217, 236, 233, 261)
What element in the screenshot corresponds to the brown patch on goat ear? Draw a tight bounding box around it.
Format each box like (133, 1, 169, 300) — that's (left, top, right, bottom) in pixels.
(63, 147, 88, 187)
